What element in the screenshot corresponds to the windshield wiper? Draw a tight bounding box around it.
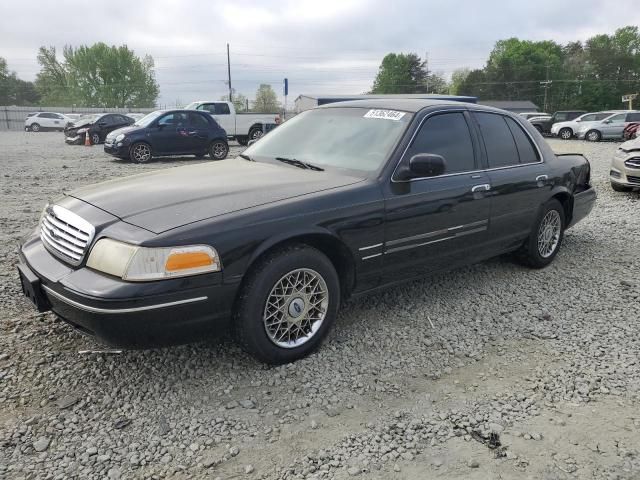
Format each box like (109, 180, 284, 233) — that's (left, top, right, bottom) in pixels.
(275, 157, 324, 171)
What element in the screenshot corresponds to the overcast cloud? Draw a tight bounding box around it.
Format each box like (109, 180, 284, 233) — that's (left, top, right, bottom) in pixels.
(2, 0, 639, 106)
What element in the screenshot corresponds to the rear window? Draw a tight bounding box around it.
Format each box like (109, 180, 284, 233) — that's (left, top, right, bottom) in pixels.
(626, 112, 640, 122)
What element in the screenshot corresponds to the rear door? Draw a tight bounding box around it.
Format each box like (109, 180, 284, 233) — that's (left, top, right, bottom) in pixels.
(382, 110, 492, 282)
(471, 112, 549, 252)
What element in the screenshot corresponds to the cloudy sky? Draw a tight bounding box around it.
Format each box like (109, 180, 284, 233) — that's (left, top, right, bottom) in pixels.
(2, 0, 640, 107)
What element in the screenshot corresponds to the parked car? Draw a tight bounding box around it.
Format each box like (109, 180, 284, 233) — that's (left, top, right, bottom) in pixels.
(530, 110, 586, 135)
(25, 112, 73, 132)
(17, 99, 595, 364)
(623, 122, 640, 140)
(104, 109, 229, 162)
(610, 136, 640, 191)
(550, 111, 623, 140)
(64, 113, 135, 145)
(519, 112, 549, 120)
(576, 110, 640, 142)
(185, 100, 279, 145)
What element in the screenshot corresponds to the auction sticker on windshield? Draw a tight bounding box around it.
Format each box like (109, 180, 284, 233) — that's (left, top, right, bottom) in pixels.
(363, 109, 406, 121)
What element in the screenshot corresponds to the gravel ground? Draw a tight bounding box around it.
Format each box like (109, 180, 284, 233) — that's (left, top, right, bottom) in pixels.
(0, 131, 639, 480)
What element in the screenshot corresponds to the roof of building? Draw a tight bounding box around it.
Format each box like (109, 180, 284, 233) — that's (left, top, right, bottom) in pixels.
(478, 100, 540, 110)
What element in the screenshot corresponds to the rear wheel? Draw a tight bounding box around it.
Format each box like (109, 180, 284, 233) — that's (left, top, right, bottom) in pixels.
(30, 123, 40, 132)
(611, 181, 632, 192)
(234, 244, 340, 364)
(586, 130, 601, 142)
(516, 199, 565, 269)
(130, 142, 152, 163)
(559, 128, 573, 140)
(237, 136, 248, 146)
(209, 140, 228, 160)
(249, 127, 263, 141)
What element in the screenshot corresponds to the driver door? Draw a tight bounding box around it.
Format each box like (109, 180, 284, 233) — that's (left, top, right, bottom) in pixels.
(382, 110, 491, 283)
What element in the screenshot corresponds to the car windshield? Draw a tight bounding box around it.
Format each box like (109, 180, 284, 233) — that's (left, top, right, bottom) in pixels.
(134, 111, 164, 127)
(243, 107, 411, 172)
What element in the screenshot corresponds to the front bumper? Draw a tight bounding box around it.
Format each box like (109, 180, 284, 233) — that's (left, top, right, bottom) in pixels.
(18, 235, 238, 348)
(65, 134, 84, 145)
(104, 142, 129, 158)
(610, 154, 640, 187)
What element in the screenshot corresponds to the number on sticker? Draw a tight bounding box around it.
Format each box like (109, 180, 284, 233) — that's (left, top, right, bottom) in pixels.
(363, 109, 406, 121)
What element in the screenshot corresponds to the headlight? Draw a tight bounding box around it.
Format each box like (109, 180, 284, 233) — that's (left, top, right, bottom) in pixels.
(86, 238, 221, 281)
(115, 133, 125, 142)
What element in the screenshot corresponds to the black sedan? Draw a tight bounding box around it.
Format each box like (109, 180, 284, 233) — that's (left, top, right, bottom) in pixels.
(17, 99, 596, 364)
(103, 110, 229, 162)
(64, 113, 135, 145)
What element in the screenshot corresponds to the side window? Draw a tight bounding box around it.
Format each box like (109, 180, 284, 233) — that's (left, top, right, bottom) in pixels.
(158, 113, 175, 126)
(189, 113, 210, 127)
(405, 112, 475, 174)
(581, 114, 596, 121)
(608, 114, 626, 123)
(625, 112, 640, 122)
(474, 112, 519, 168)
(39, 113, 54, 119)
(199, 104, 216, 114)
(215, 103, 231, 115)
(595, 113, 611, 120)
(504, 117, 540, 164)
(555, 113, 569, 121)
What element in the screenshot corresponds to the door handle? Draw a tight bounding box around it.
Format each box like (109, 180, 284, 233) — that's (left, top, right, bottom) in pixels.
(471, 184, 491, 193)
(536, 175, 548, 186)
(187, 130, 198, 136)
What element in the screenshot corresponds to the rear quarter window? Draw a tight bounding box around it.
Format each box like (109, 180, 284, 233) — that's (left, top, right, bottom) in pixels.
(504, 117, 540, 164)
(474, 112, 520, 168)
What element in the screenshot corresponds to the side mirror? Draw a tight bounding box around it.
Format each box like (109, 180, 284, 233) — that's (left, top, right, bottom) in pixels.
(407, 154, 446, 178)
(603, 119, 612, 124)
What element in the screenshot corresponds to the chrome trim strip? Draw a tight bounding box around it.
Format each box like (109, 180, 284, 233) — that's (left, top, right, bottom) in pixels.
(391, 108, 544, 183)
(386, 220, 488, 247)
(385, 226, 487, 254)
(42, 285, 208, 314)
(361, 253, 383, 260)
(358, 243, 383, 251)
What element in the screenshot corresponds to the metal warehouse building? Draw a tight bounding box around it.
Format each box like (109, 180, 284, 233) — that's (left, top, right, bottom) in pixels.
(294, 93, 478, 113)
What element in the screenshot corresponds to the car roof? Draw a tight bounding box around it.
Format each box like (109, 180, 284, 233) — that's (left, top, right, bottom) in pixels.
(317, 98, 499, 114)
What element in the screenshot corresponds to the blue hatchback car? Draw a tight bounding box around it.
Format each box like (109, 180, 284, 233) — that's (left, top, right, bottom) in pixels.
(104, 109, 229, 163)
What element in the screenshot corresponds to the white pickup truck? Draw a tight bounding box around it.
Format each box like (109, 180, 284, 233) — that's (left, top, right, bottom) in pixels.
(184, 101, 279, 145)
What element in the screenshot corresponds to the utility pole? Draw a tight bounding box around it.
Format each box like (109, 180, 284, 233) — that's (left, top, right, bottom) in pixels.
(540, 64, 552, 112)
(227, 43, 232, 103)
(425, 51, 429, 93)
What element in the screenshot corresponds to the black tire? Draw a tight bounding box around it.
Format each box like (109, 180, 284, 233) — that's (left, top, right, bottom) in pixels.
(516, 199, 565, 269)
(30, 123, 40, 132)
(585, 129, 601, 142)
(237, 136, 248, 146)
(129, 142, 152, 163)
(611, 181, 632, 192)
(91, 132, 101, 145)
(248, 127, 263, 141)
(559, 128, 573, 140)
(209, 140, 229, 160)
(234, 244, 340, 365)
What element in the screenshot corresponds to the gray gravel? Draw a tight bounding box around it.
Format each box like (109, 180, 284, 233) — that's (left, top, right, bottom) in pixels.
(1, 131, 639, 479)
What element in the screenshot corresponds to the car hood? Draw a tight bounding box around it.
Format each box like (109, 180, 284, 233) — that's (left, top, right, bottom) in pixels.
(70, 118, 96, 128)
(620, 137, 640, 152)
(106, 125, 142, 139)
(68, 160, 364, 233)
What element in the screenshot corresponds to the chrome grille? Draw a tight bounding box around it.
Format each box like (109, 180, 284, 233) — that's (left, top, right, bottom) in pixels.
(40, 205, 95, 265)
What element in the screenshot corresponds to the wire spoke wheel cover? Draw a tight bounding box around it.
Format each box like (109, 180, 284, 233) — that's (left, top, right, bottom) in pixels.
(263, 268, 329, 349)
(132, 144, 151, 162)
(537, 210, 561, 258)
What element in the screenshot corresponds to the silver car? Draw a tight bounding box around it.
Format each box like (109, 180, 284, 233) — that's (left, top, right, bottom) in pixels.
(577, 111, 640, 141)
(550, 111, 624, 140)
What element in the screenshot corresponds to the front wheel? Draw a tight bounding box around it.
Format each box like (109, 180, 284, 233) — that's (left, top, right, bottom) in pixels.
(586, 130, 601, 142)
(209, 140, 229, 160)
(30, 123, 40, 132)
(234, 245, 340, 364)
(129, 142, 152, 163)
(559, 128, 573, 140)
(91, 132, 101, 145)
(248, 127, 263, 141)
(516, 199, 565, 269)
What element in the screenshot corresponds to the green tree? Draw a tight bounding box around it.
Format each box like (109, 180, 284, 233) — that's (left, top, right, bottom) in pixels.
(449, 68, 470, 95)
(371, 53, 449, 94)
(220, 88, 248, 112)
(35, 43, 159, 107)
(0, 57, 40, 105)
(253, 84, 280, 113)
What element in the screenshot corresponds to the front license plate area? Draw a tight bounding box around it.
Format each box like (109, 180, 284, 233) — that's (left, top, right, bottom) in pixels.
(17, 264, 50, 312)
